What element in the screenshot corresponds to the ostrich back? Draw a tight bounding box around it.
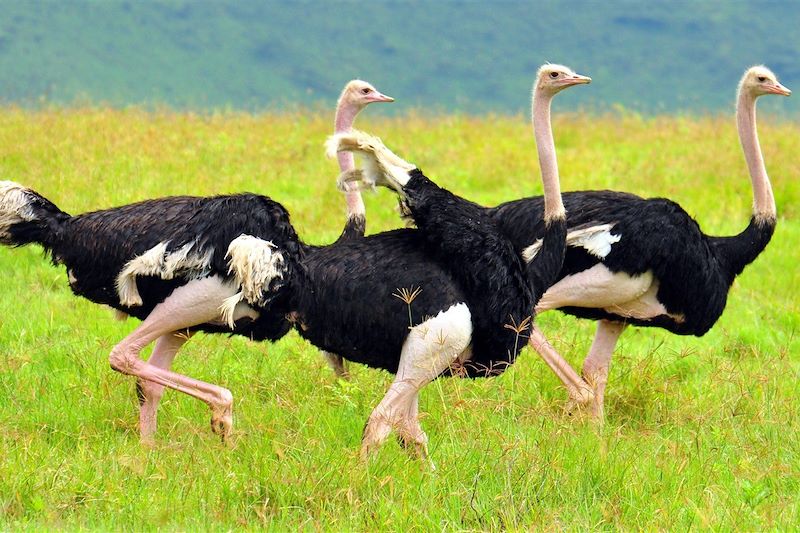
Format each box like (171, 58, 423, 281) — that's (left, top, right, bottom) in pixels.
(55, 194, 299, 339)
(295, 229, 469, 373)
(491, 190, 750, 335)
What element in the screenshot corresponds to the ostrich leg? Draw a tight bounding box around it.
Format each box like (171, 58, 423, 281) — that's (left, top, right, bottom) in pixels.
(323, 351, 349, 379)
(528, 325, 594, 406)
(529, 264, 650, 413)
(137, 330, 194, 443)
(108, 276, 242, 440)
(361, 303, 472, 467)
(582, 320, 627, 421)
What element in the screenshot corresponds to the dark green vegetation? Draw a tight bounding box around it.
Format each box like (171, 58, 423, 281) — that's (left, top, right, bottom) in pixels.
(1, 1, 798, 113)
(1, 110, 798, 529)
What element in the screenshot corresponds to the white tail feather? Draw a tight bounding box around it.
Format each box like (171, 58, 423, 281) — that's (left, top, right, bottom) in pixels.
(223, 235, 286, 328)
(523, 223, 621, 262)
(0, 181, 38, 240)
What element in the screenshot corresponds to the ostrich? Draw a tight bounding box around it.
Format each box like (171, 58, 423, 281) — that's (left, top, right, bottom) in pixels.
(322, 64, 592, 378)
(487, 65, 790, 419)
(324, 66, 788, 422)
(0, 79, 392, 442)
(334, 80, 394, 240)
(326, 81, 394, 377)
(219, 67, 587, 458)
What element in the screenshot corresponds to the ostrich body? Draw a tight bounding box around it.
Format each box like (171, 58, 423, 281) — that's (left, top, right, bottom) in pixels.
(223, 149, 544, 457)
(0, 80, 392, 441)
(0, 188, 298, 437)
(489, 65, 789, 418)
(222, 67, 586, 458)
(323, 64, 590, 378)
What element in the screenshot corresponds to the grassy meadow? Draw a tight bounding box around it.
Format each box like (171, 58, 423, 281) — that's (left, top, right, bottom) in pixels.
(0, 108, 798, 530)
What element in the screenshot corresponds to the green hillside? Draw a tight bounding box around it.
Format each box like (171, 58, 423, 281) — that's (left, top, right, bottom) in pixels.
(0, 1, 798, 114)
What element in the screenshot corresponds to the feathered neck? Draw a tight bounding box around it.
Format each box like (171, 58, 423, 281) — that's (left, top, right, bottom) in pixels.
(334, 97, 366, 221)
(532, 86, 565, 222)
(736, 87, 776, 225)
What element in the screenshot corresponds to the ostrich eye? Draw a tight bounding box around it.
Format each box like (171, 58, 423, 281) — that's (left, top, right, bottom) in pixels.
(549, 72, 559, 78)
(757, 76, 767, 82)
(361, 88, 371, 94)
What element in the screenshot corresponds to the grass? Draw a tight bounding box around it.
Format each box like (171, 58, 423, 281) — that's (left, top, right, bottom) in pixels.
(0, 108, 798, 530)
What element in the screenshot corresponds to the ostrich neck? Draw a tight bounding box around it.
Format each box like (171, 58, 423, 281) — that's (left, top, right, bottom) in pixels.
(532, 89, 565, 221)
(737, 91, 775, 223)
(334, 101, 365, 217)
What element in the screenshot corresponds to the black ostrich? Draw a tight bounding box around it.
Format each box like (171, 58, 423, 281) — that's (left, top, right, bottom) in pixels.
(223, 120, 564, 459)
(217, 67, 589, 458)
(323, 64, 593, 379)
(0, 79, 393, 442)
(488, 65, 790, 419)
(324, 66, 788, 422)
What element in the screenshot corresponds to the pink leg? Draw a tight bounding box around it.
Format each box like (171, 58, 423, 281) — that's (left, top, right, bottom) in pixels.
(528, 325, 594, 406)
(109, 276, 239, 440)
(582, 320, 626, 421)
(137, 330, 193, 443)
(529, 264, 652, 412)
(362, 303, 472, 467)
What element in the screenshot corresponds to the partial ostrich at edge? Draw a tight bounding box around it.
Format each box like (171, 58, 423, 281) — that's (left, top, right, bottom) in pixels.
(489, 65, 790, 419)
(0, 80, 393, 442)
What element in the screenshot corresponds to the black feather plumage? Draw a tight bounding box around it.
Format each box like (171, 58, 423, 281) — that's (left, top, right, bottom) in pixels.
(490, 190, 775, 336)
(400, 169, 535, 376)
(2, 189, 298, 340)
(335, 214, 366, 242)
(289, 229, 467, 373)
(1, 182, 536, 380)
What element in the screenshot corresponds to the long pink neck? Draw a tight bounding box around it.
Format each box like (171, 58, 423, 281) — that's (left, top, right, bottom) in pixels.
(736, 90, 775, 224)
(532, 87, 565, 222)
(334, 100, 365, 218)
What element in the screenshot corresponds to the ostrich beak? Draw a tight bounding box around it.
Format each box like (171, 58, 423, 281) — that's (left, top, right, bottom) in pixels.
(565, 74, 592, 86)
(766, 82, 791, 96)
(369, 92, 395, 103)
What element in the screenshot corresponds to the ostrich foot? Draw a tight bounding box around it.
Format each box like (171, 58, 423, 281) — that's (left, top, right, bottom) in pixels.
(563, 384, 596, 420)
(582, 371, 607, 424)
(361, 409, 434, 468)
(563, 374, 605, 424)
(209, 389, 234, 441)
(324, 352, 350, 380)
(397, 423, 435, 470)
(361, 411, 394, 458)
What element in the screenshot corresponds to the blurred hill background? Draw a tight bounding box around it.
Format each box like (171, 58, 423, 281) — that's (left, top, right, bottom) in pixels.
(0, 0, 797, 114)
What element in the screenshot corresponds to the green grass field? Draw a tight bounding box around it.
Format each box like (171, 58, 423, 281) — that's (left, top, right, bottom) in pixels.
(1, 109, 798, 530)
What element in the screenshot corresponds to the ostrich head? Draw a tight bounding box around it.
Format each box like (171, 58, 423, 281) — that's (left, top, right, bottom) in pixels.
(738, 66, 791, 98)
(536, 64, 591, 95)
(338, 80, 395, 110)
